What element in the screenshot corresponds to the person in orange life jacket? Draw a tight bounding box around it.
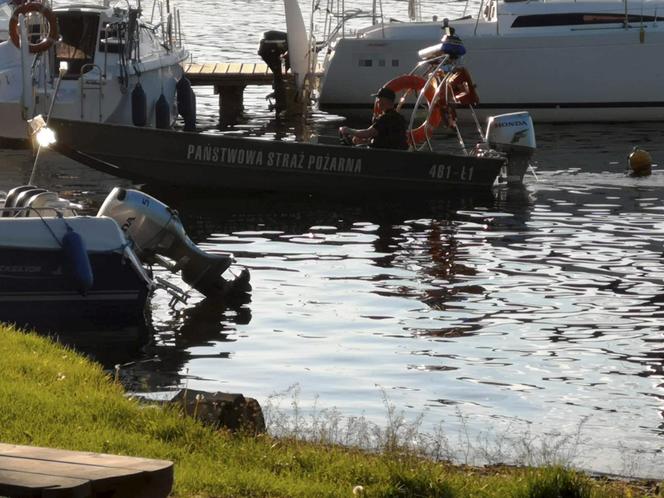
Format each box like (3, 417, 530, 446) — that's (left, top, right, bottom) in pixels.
(339, 87, 409, 150)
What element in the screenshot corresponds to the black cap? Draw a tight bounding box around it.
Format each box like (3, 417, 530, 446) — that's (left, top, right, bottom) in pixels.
(372, 87, 396, 101)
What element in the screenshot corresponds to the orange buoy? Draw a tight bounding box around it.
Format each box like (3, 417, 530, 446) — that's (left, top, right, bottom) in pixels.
(628, 147, 652, 176)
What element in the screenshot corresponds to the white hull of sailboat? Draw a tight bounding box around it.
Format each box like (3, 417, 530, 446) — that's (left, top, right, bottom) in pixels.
(318, 4, 664, 122)
(0, 2, 188, 140)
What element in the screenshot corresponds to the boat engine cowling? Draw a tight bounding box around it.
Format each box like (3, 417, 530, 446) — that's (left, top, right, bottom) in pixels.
(485, 111, 536, 184)
(98, 188, 249, 298)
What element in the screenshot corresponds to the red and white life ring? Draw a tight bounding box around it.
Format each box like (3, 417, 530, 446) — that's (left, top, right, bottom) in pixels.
(9, 2, 59, 54)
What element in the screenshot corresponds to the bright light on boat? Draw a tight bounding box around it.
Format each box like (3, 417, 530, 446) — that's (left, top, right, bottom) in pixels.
(28, 114, 46, 135)
(35, 127, 56, 147)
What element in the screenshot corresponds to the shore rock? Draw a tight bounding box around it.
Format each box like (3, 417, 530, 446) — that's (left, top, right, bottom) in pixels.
(170, 389, 265, 435)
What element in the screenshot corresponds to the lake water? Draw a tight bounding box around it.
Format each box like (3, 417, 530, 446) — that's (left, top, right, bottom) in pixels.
(1, 0, 664, 479)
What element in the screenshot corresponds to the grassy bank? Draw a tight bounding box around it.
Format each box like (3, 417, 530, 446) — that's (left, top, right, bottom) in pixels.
(0, 323, 661, 497)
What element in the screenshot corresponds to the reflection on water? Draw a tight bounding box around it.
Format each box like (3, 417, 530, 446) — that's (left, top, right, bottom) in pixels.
(2, 31, 664, 478)
(2, 129, 664, 476)
(139, 162, 663, 477)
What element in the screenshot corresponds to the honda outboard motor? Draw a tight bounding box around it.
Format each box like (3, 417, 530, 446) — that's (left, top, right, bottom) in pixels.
(485, 111, 536, 184)
(97, 188, 250, 298)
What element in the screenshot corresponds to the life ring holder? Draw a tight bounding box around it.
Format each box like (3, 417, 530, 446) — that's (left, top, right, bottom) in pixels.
(9, 2, 59, 54)
(447, 67, 479, 107)
(431, 76, 457, 129)
(429, 67, 480, 131)
(374, 74, 443, 146)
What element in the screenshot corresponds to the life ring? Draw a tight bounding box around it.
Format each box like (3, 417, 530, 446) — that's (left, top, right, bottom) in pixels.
(9, 2, 59, 54)
(446, 67, 479, 106)
(374, 74, 442, 145)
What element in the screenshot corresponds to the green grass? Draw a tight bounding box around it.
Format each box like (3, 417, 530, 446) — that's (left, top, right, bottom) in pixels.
(0, 323, 661, 497)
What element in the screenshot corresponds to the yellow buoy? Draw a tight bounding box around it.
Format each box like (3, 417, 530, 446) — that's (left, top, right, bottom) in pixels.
(628, 147, 652, 176)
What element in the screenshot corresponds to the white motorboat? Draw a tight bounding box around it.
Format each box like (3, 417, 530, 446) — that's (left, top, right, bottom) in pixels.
(316, 0, 664, 122)
(0, 0, 193, 141)
(0, 185, 250, 329)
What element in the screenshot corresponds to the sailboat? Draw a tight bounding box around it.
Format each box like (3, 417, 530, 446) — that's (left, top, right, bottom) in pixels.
(0, 0, 192, 141)
(315, 0, 664, 122)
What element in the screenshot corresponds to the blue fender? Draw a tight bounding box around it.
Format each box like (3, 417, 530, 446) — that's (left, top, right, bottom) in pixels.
(155, 94, 171, 129)
(62, 227, 94, 294)
(132, 83, 148, 127)
(177, 77, 197, 132)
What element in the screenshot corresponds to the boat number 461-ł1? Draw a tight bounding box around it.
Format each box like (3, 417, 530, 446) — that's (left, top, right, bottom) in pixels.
(429, 164, 474, 181)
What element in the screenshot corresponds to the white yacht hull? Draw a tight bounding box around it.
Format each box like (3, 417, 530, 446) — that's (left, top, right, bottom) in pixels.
(319, 5, 664, 122)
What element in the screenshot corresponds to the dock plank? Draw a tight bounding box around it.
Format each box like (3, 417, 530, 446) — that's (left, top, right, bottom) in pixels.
(0, 469, 91, 498)
(253, 63, 270, 75)
(0, 444, 173, 498)
(0, 455, 145, 493)
(200, 63, 217, 74)
(0, 444, 172, 472)
(226, 62, 242, 74)
(184, 63, 202, 75)
(240, 63, 255, 75)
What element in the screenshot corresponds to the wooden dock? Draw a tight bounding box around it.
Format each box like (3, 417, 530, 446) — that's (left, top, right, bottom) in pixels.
(184, 62, 284, 122)
(184, 62, 275, 86)
(184, 61, 320, 122)
(0, 443, 173, 497)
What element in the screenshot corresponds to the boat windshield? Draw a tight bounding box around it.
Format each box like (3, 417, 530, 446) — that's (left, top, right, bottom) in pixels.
(55, 12, 100, 79)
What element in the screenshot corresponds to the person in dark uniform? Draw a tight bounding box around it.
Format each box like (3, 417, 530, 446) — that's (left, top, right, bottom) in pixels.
(339, 87, 409, 150)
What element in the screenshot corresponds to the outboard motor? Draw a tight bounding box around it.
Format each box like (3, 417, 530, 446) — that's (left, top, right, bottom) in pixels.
(97, 188, 250, 298)
(258, 30, 289, 77)
(2, 185, 79, 217)
(485, 111, 536, 184)
(2, 185, 37, 216)
(258, 30, 289, 112)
